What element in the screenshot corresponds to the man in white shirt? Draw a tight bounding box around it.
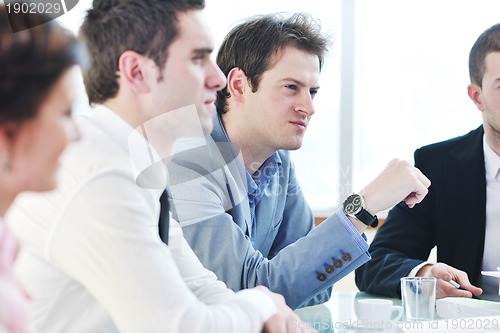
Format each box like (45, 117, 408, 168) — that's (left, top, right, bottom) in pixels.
(356, 23, 500, 299)
(7, 0, 313, 332)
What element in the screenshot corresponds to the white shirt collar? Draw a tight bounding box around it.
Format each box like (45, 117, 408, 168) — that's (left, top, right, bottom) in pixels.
(87, 104, 167, 189)
(86, 104, 131, 152)
(483, 135, 500, 181)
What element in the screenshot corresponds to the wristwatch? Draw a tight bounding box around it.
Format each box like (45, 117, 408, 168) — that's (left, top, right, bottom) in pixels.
(342, 193, 378, 227)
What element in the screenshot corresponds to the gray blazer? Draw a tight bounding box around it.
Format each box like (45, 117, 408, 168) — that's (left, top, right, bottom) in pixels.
(167, 114, 370, 308)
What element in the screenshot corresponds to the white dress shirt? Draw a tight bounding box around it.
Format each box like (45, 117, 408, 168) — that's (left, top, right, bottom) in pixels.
(7, 105, 276, 333)
(479, 135, 500, 294)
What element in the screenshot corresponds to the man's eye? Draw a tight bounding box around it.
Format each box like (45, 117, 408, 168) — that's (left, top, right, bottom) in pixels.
(310, 89, 318, 98)
(286, 84, 298, 90)
(192, 55, 206, 64)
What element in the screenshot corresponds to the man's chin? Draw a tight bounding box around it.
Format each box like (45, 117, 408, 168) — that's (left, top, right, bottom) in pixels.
(283, 136, 304, 150)
(201, 121, 214, 135)
(287, 140, 304, 151)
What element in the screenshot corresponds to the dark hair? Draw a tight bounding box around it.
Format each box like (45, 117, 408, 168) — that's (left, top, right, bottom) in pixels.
(215, 12, 331, 115)
(80, 0, 205, 105)
(0, 3, 82, 125)
(469, 23, 500, 87)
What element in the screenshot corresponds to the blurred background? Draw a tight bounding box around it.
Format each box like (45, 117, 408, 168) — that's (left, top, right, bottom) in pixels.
(54, 0, 498, 217)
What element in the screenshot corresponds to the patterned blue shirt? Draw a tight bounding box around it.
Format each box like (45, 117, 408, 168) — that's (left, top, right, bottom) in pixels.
(246, 153, 282, 243)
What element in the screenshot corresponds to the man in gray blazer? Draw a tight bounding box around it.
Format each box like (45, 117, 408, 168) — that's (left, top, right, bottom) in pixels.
(167, 12, 431, 309)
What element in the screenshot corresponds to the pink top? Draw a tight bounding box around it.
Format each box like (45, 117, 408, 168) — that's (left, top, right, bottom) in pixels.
(0, 220, 30, 333)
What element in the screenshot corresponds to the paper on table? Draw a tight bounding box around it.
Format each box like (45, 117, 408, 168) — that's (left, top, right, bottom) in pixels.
(481, 271, 500, 278)
(436, 297, 500, 319)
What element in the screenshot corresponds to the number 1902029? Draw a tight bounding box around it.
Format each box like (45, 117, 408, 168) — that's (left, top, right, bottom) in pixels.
(6, 2, 63, 15)
(443, 318, 499, 330)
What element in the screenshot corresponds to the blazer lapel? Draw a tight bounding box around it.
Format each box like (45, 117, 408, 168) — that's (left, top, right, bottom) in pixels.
(212, 113, 253, 237)
(443, 126, 486, 284)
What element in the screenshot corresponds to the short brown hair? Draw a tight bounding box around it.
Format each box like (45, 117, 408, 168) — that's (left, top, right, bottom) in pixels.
(216, 12, 332, 115)
(469, 23, 500, 87)
(79, 0, 205, 105)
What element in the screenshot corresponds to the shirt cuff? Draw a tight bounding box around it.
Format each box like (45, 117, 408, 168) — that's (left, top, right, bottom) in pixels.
(334, 209, 369, 252)
(234, 289, 277, 322)
(408, 262, 432, 277)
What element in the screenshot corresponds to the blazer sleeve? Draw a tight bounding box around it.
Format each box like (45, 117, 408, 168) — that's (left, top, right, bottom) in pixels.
(355, 147, 438, 298)
(168, 148, 370, 309)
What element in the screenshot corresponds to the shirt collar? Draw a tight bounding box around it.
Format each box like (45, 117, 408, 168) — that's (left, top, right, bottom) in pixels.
(87, 104, 167, 189)
(216, 114, 233, 148)
(483, 134, 500, 181)
(87, 104, 133, 154)
(247, 153, 282, 204)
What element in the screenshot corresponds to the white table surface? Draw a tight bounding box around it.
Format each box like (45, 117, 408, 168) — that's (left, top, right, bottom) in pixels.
(295, 291, 500, 333)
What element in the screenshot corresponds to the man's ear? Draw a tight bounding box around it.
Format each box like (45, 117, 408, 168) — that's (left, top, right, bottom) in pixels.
(467, 83, 485, 112)
(226, 68, 250, 103)
(118, 50, 151, 94)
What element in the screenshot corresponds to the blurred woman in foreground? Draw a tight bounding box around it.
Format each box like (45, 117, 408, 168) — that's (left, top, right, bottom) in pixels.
(0, 4, 83, 332)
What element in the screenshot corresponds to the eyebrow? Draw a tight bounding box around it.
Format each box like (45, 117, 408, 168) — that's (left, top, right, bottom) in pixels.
(280, 78, 320, 90)
(192, 47, 213, 56)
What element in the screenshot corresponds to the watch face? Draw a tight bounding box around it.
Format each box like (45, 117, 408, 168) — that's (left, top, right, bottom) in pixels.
(344, 194, 362, 215)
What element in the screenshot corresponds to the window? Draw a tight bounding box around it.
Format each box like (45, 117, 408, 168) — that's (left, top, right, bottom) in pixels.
(55, 0, 499, 213)
(353, 0, 500, 203)
(56, 0, 342, 211)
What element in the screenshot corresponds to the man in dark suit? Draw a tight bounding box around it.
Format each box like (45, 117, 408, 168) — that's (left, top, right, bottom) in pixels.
(356, 23, 500, 299)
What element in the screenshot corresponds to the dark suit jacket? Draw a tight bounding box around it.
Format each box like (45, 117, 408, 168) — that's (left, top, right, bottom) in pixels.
(355, 126, 486, 298)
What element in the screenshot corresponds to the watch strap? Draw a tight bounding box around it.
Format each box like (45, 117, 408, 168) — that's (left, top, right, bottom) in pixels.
(355, 208, 379, 228)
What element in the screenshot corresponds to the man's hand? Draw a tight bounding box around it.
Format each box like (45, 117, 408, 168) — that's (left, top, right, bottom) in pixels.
(417, 263, 483, 299)
(254, 286, 316, 333)
(263, 313, 316, 333)
(359, 159, 431, 215)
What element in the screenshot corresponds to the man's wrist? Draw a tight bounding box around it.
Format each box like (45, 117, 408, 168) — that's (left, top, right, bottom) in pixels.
(416, 263, 434, 277)
(357, 189, 377, 216)
(342, 193, 378, 228)
(408, 262, 432, 277)
(347, 215, 368, 234)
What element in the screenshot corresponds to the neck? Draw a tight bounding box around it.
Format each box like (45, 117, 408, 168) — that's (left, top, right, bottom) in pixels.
(104, 98, 176, 162)
(221, 114, 275, 175)
(485, 124, 500, 156)
(104, 98, 143, 130)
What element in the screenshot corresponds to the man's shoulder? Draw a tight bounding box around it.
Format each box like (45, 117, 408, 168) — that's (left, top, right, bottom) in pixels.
(65, 117, 130, 175)
(39, 116, 137, 208)
(169, 138, 241, 178)
(416, 126, 483, 157)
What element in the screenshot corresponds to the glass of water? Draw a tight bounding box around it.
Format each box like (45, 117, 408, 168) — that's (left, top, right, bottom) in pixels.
(400, 277, 436, 321)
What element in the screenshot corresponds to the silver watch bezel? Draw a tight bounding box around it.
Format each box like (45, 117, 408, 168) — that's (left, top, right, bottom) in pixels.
(342, 193, 364, 216)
